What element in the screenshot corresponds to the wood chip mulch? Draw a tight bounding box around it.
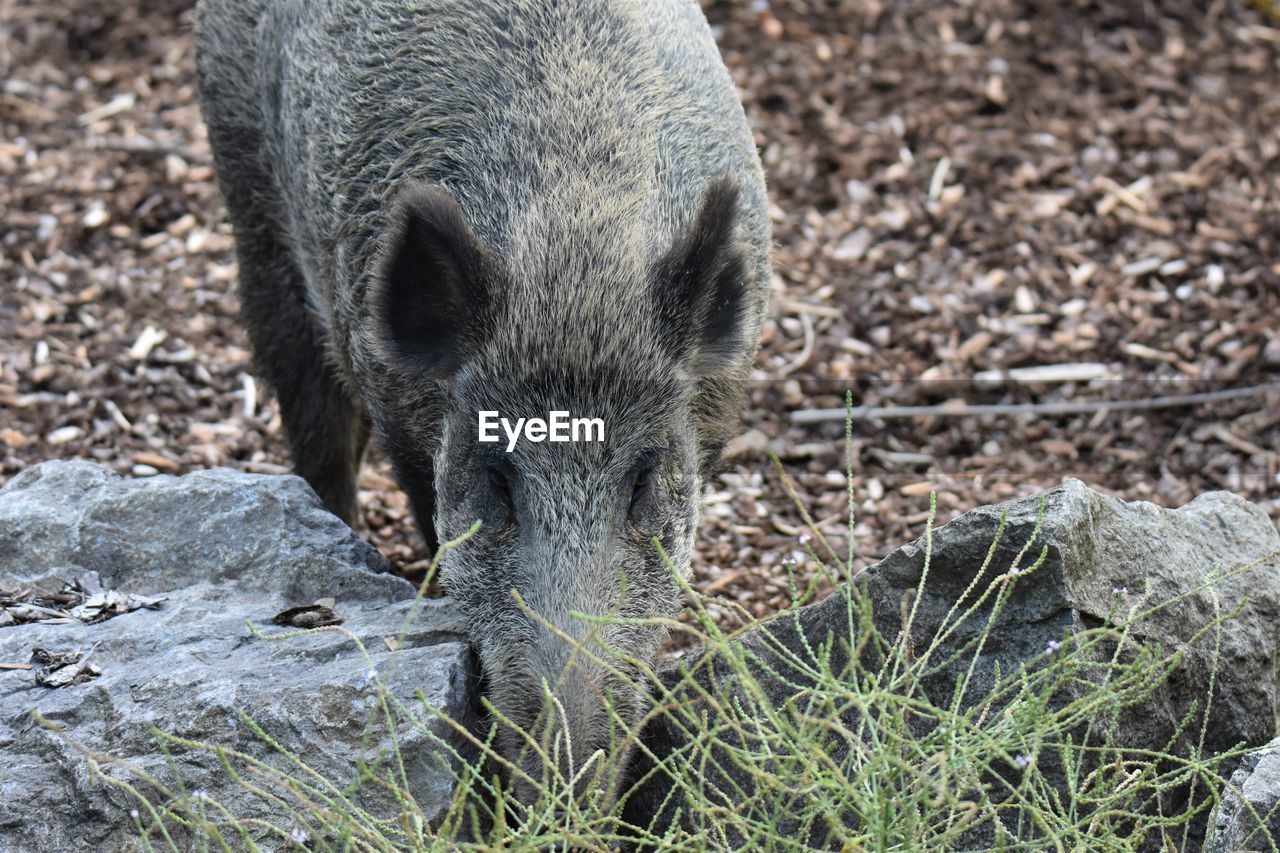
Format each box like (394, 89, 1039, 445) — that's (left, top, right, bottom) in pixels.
(2, 0, 1277, 640)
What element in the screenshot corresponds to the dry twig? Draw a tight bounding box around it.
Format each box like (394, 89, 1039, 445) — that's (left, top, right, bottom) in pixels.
(791, 385, 1279, 425)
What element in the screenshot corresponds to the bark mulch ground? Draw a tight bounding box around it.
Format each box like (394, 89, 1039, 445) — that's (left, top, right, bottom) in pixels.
(3, 0, 1278, 639)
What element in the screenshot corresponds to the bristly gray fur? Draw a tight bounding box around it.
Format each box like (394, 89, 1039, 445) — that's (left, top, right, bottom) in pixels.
(195, 0, 771, 797)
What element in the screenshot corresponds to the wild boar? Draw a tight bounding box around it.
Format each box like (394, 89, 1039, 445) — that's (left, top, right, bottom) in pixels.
(195, 0, 771, 796)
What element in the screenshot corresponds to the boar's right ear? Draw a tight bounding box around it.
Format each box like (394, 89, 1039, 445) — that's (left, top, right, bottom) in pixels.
(652, 176, 753, 377)
(373, 184, 494, 379)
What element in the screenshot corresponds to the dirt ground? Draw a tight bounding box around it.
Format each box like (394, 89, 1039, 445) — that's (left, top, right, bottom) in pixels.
(3, 0, 1278, 635)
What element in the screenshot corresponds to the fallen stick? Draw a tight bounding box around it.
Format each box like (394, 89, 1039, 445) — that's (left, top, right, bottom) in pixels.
(790, 383, 1279, 425)
(86, 136, 201, 163)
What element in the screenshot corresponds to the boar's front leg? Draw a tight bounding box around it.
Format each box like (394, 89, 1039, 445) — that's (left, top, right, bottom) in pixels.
(233, 225, 370, 526)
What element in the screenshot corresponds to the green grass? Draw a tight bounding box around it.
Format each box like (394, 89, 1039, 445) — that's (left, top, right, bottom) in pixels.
(37, 400, 1278, 851)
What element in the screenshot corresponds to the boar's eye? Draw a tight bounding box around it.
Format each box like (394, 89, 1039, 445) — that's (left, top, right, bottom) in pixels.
(631, 469, 650, 504)
(485, 466, 516, 523)
(627, 454, 659, 520)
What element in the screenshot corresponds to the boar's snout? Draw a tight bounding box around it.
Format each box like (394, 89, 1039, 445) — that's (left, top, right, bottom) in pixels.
(489, 625, 645, 804)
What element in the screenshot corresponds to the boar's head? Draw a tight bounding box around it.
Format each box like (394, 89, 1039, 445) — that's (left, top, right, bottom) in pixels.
(368, 176, 759, 799)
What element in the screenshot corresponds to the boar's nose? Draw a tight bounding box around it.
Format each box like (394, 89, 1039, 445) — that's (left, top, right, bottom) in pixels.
(519, 634, 615, 775)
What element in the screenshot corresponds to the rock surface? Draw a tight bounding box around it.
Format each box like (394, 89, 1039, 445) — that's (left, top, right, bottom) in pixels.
(854, 478, 1280, 759)
(627, 479, 1280, 836)
(1208, 736, 1280, 852)
(0, 461, 472, 852)
(5, 464, 1278, 849)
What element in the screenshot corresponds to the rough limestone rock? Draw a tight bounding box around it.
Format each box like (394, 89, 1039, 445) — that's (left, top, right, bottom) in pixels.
(1208, 736, 1280, 852)
(855, 478, 1280, 758)
(0, 461, 473, 852)
(627, 479, 1280, 836)
(6, 464, 1277, 848)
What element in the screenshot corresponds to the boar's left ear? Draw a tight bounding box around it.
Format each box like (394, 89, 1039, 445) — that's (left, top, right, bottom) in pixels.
(373, 183, 495, 379)
(652, 176, 753, 377)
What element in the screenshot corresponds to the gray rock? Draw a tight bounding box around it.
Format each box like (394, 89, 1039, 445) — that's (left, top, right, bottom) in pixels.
(0, 461, 473, 852)
(626, 479, 1280, 840)
(853, 478, 1280, 759)
(1208, 736, 1280, 852)
(6, 464, 1277, 848)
